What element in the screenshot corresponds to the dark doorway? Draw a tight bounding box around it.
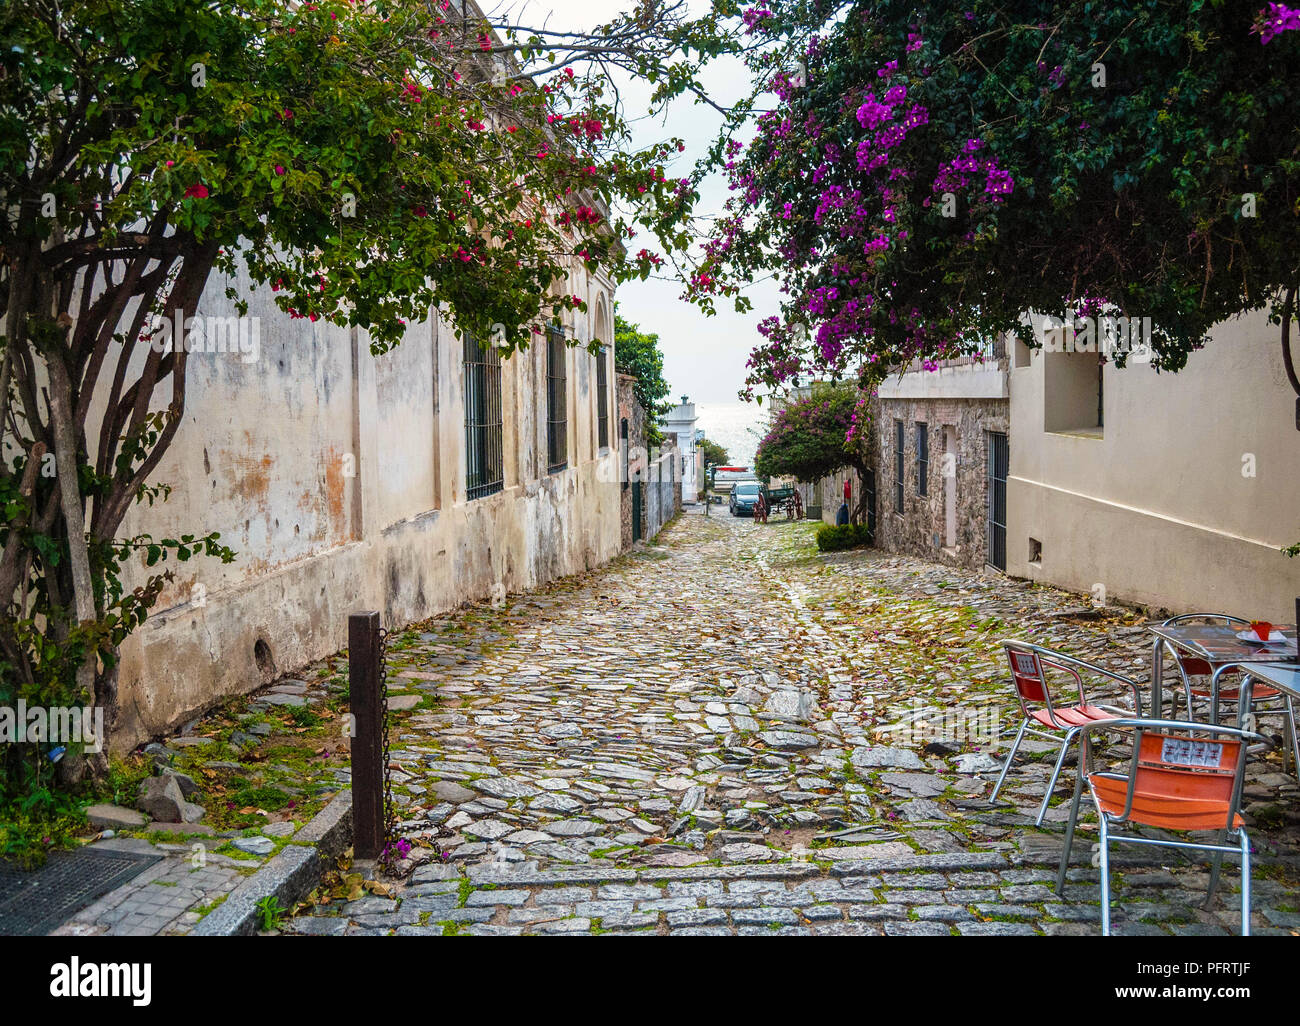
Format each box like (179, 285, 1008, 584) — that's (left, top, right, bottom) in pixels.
(631, 477, 643, 542)
(987, 431, 1009, 571)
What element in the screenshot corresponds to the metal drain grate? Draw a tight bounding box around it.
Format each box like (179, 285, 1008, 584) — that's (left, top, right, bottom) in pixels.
(0, 848, 162, 936)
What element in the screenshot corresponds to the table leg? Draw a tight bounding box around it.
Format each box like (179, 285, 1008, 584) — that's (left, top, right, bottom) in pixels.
(1151, 638, 1165, 719)
(1230, 667, 1253, 730)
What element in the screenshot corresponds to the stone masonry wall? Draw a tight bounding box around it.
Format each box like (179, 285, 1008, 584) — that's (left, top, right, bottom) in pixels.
(873, 395, 1009, 570)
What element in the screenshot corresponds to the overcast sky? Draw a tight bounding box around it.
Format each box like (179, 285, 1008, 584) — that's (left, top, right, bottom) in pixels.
(518, 0, 781, 405)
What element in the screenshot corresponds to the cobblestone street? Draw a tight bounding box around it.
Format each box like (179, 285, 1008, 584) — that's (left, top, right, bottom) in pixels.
(285, 510, 1300, 937)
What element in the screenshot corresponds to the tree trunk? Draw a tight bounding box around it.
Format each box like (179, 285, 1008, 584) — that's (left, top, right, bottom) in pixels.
(43, 343, 104, 781)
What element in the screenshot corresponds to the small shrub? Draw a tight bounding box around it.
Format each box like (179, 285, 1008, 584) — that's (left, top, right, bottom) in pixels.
(255, 895, 285, 931)
(815, 523, 874, 552)
(287, 705, 322, 728)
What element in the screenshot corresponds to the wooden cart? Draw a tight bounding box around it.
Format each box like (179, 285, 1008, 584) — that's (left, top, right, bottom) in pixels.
(755, 485, 804, 523)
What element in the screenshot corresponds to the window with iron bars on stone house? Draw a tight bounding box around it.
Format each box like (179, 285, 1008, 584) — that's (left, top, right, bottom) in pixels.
(463, 332, 503, 500)
(547, 324, 568, 473)
(596, 343, 610, 450)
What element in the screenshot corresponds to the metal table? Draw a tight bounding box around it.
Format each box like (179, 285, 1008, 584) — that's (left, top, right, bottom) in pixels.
(1215, 662, 1300, 772)
(1148, 623, 1298, 719)
(1220, 661, 1300, 721)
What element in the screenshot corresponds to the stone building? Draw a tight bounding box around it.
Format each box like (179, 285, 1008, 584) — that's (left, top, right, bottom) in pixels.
(108, 259, 623, 749)
(872, 339, 1011, 571)
(617, 373, 681, 546)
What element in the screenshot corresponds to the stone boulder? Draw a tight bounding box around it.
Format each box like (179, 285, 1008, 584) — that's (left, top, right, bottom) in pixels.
(161, 768, 201, 798)
(849, 745, 925, 771)
(953, 752, 1003, 774)
(86, 804, 146, 831)
(137, 774, 185, 822)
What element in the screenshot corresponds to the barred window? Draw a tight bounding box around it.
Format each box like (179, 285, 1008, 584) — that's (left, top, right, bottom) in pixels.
(916, 422, 929, 496)
(894, 418, 905, 513)
(547, 324, 568, 473)
(596, 345, 610, 449)
(464, 332, 503, 500)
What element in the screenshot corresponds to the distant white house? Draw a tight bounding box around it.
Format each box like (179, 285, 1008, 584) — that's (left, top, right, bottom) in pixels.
(660, 396, 700, 504)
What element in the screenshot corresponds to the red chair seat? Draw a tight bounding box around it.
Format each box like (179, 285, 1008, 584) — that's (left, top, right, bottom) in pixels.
(1188, 684, 1280, 701)
(1090, 774, 1243, 832)
(1030, 704, 1116, 729)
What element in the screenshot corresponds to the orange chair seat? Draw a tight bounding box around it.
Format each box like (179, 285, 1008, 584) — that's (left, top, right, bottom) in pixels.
(1090, 774, 1243, 832)
(1030, 704, 1115, 729)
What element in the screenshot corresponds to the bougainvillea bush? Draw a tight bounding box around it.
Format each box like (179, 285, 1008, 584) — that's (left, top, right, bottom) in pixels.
(754, 383, 871, 520)
(694, 1, 1300, 400)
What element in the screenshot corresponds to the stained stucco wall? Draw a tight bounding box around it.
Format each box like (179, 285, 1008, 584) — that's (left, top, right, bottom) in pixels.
(109, 262, 621, 749)
(1007, 309, 1300, 619)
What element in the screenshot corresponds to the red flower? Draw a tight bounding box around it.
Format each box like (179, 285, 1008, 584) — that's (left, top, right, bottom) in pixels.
(184, 184, 209, 199)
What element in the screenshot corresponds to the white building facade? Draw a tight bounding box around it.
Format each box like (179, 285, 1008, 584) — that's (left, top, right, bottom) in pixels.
(107, 259, 622, 749)
(1007, 309, 1300, 620)
(660, 396, 700, 505)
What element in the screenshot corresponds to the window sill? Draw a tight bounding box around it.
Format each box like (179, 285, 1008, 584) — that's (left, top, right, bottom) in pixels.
(1047, 427, 1104, 440)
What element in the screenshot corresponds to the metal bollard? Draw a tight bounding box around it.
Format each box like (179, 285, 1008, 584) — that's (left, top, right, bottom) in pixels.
(349, 610, 384, 860)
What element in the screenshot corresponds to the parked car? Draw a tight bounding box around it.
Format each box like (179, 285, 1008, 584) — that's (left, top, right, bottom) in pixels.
(730, 480, 761, 516)
(712, 466, 754, 498)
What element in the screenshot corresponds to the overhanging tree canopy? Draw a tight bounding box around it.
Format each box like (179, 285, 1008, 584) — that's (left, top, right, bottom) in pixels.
(694, 1, 1300, 401)
(614, 309, 673, 445)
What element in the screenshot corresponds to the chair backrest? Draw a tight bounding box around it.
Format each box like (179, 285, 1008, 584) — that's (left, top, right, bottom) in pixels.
(1161, 613, 1248, 677)
(1177, 655, 1215, 678)
(1092, 722, 1253, 832)
(1006, 645, 1048, 702)
(1132, 731, 1241, 806)
(1161, 613, 1249, 628)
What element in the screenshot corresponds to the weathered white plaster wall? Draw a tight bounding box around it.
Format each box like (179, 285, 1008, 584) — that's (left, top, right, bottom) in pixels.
(1007, 309, 1300, 619)
(109, 261, 621, 749)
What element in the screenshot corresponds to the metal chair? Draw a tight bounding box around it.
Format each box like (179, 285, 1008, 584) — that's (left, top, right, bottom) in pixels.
(1163, 613, 1297, 772)
(1055, 718, 1264, 935)
(990, 641, 1143, 825)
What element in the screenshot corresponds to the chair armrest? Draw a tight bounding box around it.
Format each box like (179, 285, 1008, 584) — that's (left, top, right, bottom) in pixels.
(1042, 651, 1145, 717)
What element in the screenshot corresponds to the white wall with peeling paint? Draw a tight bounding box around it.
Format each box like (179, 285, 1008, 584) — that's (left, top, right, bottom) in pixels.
(110, 261, 621, 749)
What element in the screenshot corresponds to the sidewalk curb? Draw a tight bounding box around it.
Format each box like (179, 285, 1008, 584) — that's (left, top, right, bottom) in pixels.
(190, 789, 352, 937)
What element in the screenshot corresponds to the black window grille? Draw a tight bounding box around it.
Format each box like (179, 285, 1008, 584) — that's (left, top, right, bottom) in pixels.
(987, 431, 1009, 571)
(596, 346, 610, 449)
(620, 417, 629, 491)
(464, 332, 503, 500)
(547, 325, 568, 473)
(916, 422, 929, 496)
(894, 419, 904, 513)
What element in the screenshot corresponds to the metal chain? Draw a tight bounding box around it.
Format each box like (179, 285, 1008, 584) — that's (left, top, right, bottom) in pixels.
(378, 624, 395, 845)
